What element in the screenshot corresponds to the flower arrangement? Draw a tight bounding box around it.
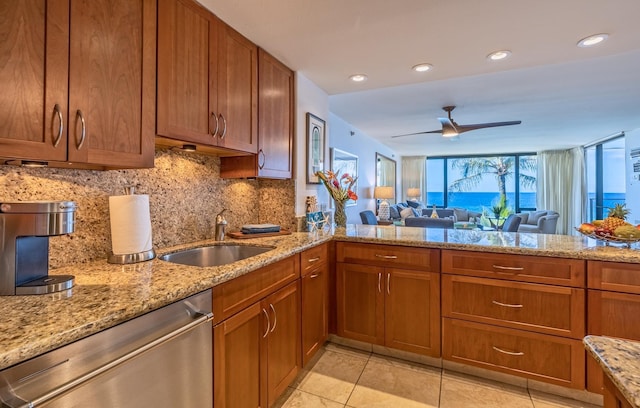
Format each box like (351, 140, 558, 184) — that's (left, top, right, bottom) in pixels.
(315, 170, 358, 227)
(315, 170, 358, 202)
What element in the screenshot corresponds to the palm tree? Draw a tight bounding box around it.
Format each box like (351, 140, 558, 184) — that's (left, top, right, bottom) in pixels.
(448, 156, 537, 203)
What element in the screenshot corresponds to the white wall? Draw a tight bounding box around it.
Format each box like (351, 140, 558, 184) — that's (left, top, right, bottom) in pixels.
(625, 129, 640, 224)
(294, 73, 329, 216)
(328, 113, 398, 224)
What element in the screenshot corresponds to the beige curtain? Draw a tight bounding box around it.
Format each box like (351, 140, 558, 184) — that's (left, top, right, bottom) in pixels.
(402, 156, 427, 202)
(536, 147, 587, 235)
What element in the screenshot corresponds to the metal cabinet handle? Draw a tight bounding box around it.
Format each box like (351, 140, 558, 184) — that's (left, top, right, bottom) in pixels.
(310, 272, 320, 279)
(492, 300, 523, 308)
(75, 110, 86, 149)
(210, 112, 219, 136)
(492, 265, 524, 272)
(258, 149, 265, 169)
(52, 104, 63, 147)
(386, 273, 391, 294)
(218, 114, 227, 139)
(307, 257, 321, 263)
(492, 346, 524, 356)
(262, 308, 270, 338)
(269, 304, 277, 333)
(378, 272, 382, 293)
(375, 254, 398, 259)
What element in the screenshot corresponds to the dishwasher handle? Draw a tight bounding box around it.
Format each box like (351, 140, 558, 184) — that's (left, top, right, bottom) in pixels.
(7, 312, 213, 408)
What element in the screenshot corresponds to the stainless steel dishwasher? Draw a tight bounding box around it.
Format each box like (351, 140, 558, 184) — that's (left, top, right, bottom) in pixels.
(0, 289, 213, 407)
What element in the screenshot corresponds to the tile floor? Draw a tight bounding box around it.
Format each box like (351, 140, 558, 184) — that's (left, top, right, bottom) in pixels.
(274, 344, 603, 408)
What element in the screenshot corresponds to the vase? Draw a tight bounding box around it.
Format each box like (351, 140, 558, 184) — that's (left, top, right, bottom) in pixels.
(333, 199, 347, 228)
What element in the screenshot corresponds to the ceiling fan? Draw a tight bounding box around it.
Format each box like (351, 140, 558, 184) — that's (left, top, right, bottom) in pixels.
(391, 106, 522, 139)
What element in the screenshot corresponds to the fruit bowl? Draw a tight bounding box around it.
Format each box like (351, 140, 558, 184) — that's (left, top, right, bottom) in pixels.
(575, 227, 640, 248)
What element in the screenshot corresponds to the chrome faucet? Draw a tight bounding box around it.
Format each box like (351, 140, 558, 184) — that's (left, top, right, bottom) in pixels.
(215, 209, 228, 241)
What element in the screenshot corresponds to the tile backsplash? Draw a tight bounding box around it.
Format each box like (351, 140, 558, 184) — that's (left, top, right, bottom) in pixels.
(0, 148, 296, 268)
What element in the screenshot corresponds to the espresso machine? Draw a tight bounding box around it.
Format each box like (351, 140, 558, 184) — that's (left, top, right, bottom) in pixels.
(0, 201, 76, 295)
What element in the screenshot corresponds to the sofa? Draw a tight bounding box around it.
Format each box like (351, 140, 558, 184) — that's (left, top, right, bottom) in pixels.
(405, 217, 454, 229)
(516, 210, 559, 234)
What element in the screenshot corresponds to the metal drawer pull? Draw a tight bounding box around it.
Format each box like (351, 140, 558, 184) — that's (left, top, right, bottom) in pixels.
(210, 112, 219, 136)
(76, 109, 86, 149)
(269, 304, 277, 333)
(258, 149, 265, 169)
(218, 114, 227, 138)
(492, 346, 524, 356)
(492, 265, 524, 271)
(492, 300, 523, 308)
(53, 104, 63, 147)
(387, 273, 391, 294)
(307, 257, 321, 263)
(262, 308, 270, 338)
(375, 254, 398, 259)
(378, 272, 381, 293)
(310, 273, 320, 279)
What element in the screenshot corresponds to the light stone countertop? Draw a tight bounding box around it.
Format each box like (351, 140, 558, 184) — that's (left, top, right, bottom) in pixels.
(3, 225, 640, 372)
(584, 335, 640, 408)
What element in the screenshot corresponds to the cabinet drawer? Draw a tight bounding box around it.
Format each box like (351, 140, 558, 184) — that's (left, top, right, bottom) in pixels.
(442, 318, 585, 389)
(301, 243, 328, 275)
(587, 261, 640, 294)
(442, 275, 585, 338)
(442, 250, 585, 287)
(336, 242, 439, 271)
(213, 255, 300, 323)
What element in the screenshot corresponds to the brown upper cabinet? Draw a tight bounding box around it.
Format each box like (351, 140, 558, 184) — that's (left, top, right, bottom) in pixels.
(0, 0, 156, 169)
(220, 49, 294, 179)
(157, 0, 257, 155)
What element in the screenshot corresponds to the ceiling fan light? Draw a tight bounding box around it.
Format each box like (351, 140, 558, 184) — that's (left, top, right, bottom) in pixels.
(412, 63, 432, 72)
(487, 50, 511, 61)
(349, 74, 368, 82)
(577, 33, 608, 48)
(441, 125, 459, 138)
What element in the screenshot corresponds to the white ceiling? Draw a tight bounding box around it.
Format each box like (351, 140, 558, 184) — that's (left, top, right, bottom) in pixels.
(200, 0, 640, 156)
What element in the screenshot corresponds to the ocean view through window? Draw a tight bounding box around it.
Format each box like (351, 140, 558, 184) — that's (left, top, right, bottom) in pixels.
(426, 154, 537, 213)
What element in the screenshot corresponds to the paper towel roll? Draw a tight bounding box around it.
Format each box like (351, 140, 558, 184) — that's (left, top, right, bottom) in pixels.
(109, 194, 153, 255)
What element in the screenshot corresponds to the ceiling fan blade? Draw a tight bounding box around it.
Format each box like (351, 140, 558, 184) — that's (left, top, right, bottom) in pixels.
(456, 120, 522, 134)
(390, 129, 442, 138)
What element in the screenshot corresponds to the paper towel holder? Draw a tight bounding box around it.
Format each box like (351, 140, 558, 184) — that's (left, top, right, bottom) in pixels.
(107, 185, 156, 264)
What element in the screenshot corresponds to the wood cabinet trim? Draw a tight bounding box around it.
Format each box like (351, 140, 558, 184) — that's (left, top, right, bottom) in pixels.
(336, 242, 440, 271)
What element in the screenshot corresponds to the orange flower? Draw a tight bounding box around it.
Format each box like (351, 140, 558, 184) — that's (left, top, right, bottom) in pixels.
(315, 170, 358, 203)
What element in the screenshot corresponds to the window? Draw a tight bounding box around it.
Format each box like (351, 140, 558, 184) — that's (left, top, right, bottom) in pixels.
(586, 135, 625, 220)
(425, 154, 536, 214)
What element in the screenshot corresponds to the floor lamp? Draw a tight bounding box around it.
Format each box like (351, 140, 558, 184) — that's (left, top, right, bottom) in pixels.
(374, 186, 395, 221)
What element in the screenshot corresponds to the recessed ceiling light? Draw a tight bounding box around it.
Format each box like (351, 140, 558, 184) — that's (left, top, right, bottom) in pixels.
(349, 74, 368, 82)
(577, 33, 609, 48)
(412, 63, 433, 72)
(487, 50, 511, 61)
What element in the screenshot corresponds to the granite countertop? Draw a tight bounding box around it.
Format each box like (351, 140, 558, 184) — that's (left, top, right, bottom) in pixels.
(584, 335, 640, 408)
(3, 225, 640, 372)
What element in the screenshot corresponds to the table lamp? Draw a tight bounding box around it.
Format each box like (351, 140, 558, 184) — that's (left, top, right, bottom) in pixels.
(374, 186, 395, 221)
(407, 188, 421, 201)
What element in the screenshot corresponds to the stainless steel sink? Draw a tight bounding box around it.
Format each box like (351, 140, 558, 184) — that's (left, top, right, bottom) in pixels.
(159, 245, 273, 267)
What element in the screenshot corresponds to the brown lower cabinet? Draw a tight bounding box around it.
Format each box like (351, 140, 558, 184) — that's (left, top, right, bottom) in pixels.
(603, 373, 634, 408)
(213, 265, 300, 408)
(300, 244, 329, 366)
(336, 262, 441, 357)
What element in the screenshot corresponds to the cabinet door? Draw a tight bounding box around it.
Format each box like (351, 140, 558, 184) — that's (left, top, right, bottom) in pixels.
(301, 264, 328, 366)
(68, 0, 155, 168)
(336, 263, 385, 345)
(587, 289, 640, 392)
(264, 281, 300, 407)
(385, 268, 441, 357)
(157, 0, 214, 145)
(0, 0, 68, 162)
(213, 302, 266, 408)
(215, 20, 257, 153)
(257, 48, 293, 178)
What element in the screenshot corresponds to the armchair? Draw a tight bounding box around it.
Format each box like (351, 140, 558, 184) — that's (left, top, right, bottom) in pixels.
(516, 210, 559, 234)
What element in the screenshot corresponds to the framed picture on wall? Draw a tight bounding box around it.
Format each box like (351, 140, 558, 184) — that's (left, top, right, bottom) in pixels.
(331, 148, 358, 206)
(306, 113, 326, 184)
